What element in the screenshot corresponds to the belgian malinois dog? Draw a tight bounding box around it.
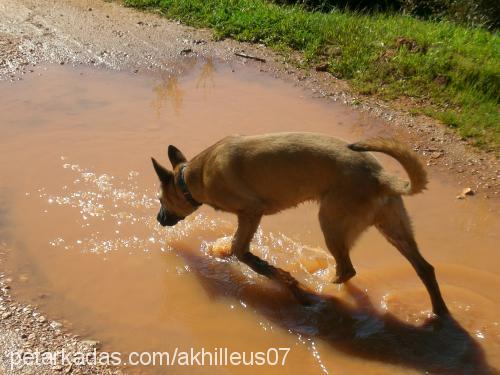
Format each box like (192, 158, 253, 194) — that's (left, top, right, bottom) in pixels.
(152, 132, 449, 316)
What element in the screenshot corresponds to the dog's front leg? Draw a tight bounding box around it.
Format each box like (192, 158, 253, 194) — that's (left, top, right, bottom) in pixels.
(233, 214, 303, 295)
(232, 213, 276, 277)
(231, 213, 261, 259)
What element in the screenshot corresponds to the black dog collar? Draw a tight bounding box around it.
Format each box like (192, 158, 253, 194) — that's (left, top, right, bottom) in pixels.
(178, 164, 202, 207)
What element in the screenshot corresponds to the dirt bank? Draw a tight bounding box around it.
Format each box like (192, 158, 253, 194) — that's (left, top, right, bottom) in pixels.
(0, 0, 497, 197)
(0, 0, 498, 373)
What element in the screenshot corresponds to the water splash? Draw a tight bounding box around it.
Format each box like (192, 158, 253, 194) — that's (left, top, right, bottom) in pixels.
(37, 160, 229, 255)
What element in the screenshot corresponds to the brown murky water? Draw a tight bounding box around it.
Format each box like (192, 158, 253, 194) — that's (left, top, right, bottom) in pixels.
(0, 60, 498, 374)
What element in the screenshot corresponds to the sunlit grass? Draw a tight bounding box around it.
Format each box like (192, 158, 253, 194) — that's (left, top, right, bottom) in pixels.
(125, 0, 499, 150)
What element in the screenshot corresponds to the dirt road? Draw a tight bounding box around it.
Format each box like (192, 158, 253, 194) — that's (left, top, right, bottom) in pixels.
(0, 0, 498, 374)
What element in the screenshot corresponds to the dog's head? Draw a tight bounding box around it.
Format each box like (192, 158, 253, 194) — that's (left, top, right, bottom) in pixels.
(151, 145, 198, 227)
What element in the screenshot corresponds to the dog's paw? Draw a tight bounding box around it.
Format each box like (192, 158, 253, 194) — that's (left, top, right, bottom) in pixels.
(332, 268, 356, 284)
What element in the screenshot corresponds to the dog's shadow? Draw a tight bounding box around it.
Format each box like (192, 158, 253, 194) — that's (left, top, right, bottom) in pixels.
(177, 249, 495, 374)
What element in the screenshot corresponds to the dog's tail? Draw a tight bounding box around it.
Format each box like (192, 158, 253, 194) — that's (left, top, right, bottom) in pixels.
(348, 138, 428, 196)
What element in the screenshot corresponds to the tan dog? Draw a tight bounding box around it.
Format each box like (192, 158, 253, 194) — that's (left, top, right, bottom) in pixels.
(152, 132, 448, 316)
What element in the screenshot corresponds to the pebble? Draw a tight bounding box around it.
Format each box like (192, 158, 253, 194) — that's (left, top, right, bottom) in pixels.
(457, 187, 475, 199)
(50, 321, 63, 329)
(315, 63, 329, 72)
(430, 151, 443, 159)
(81, 339, 100, 349)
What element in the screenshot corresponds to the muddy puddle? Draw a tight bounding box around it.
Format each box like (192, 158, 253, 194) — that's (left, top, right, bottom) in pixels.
(0, 60, 498, 374)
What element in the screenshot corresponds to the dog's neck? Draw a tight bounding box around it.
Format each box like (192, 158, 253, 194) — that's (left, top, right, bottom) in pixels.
(177, 164, 202, 207)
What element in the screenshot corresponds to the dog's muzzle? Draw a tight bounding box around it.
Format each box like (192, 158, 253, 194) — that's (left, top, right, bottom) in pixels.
(157, 206, 184, 227)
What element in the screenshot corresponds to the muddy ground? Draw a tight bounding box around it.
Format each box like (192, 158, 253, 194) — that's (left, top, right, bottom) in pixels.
(0, 0, 498, 373)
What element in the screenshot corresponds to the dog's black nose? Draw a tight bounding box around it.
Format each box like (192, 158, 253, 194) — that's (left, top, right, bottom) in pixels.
(157, 211, 168, 226)
(157, 207, 183, 227)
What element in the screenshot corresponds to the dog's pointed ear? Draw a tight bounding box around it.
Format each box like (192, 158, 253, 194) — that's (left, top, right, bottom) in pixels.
(151, 157, 172, 183)
(168, 145, 187, 168)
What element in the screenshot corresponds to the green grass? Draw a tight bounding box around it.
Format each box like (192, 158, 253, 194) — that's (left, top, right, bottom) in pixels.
(125, 0, 499, 151)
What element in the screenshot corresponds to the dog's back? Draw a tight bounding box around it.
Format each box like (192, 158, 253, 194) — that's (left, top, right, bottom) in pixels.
(201, 132, 386, 212)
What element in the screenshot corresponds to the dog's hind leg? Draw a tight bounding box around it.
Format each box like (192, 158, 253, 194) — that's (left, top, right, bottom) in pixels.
(318, 195, 371, 284)
(375, 196, 449, 316)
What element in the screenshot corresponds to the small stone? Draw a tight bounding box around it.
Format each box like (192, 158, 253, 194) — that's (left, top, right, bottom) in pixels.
(2, 312, 12, 319)
(81, 339, 100, 349)
(315, 63, 329, 72)
(457, 187, 475, 199)
(50, 321, 63, 329)
(463, 187, 474, 196)
(37, 315, 46, 323)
